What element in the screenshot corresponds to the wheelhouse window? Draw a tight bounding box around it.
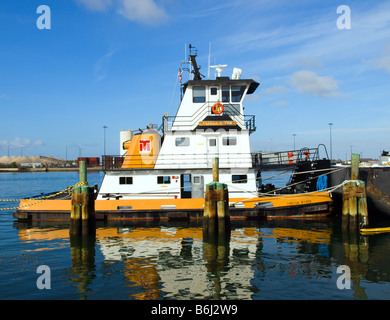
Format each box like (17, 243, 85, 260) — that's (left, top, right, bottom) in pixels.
(119, 177, 133, 184)
(157, 176, 171, 184)
(222, 137, 237, 146)
(193, 86, 206, 103)
(232, 175, 247, 183)
(175, 137, 190, 146)
(231, 86, 246, 102)
(222, 86, 230, 102)
(210, 87, 218, 96)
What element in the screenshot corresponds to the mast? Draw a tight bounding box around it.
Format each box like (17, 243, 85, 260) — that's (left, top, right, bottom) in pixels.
(189, 44, 203, 81)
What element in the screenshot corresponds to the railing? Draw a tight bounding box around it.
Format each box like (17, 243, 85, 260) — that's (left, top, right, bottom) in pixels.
(103, 145, 329, 171)
(102, 153, 252, 171)
(102, 155, 125, 171)
(162, 101, 256, 133)
(252, 145, 330, 169)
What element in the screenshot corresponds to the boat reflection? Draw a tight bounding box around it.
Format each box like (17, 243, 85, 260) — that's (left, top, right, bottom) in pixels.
(13, 218, 390, 300)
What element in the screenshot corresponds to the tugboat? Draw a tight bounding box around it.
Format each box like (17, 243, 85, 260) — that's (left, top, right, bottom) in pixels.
(15, 45, 333, 221)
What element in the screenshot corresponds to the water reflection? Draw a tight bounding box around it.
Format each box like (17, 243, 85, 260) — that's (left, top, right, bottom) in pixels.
(69, 233, 96, 299)
(13, 218, 390, 300)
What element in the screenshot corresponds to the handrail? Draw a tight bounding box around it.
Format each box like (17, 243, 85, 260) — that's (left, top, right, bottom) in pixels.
(103, 146, 327, 171)
(252, 145, 330, 169)
(162, 100, 255, 132)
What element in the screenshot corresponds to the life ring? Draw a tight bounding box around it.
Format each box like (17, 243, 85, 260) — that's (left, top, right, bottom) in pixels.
(288, 152, 294, 164)
(303, 150, 310, 159)
(212, 102, 224, 115)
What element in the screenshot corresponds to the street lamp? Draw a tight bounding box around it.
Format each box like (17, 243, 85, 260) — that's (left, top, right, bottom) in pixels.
(103, 126, 107, 156)
(328, 123, 333, 161)
(292, 134, 296, 150)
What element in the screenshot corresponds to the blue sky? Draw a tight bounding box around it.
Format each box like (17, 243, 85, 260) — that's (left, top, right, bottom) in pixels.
(0, 0, 389, 160)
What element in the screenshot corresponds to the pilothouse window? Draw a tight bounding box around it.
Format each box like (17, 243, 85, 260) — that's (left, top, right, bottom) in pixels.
(222, 86, 230, 102)
(231, 86, 246, 102)
(193, 86, 206, 103)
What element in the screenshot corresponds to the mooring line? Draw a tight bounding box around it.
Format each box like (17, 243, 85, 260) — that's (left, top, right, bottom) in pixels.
(0, 182, 89, 211)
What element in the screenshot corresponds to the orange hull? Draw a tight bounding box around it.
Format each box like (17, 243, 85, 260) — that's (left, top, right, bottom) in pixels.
(17, 191, 332, 213)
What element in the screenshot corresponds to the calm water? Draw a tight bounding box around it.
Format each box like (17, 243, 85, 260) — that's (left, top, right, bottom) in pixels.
(1, 171, 390, 300)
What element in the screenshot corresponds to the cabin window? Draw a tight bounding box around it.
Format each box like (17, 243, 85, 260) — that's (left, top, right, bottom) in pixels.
(222, 86, 230, 102)
(222, 137, 237, 146)
(193, 176, 201, 184)
(175, 137, 190, 146)
(210, 87, 218, 95)
(231, 86, 246, 102)
(209, 138, 217, 147)
(157, 176, 171, 184)
(193, 86, 206, 103)
(232, 175, 247, 184)
(119, 177, 133, 184)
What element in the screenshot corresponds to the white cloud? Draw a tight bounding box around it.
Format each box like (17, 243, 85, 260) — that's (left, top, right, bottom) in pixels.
(94, 48, 119, 81)
(289, 70, 344, 98)
(76, 0, 168, 26)
(117, 0, 168, 26)
(262, 85, 288, 95)
(377, 46, 390, 73)
(76, 0, 113, 12)
(272, 100, 289, 107)
(296, 57, 323, 70)
(0, 138, 44, 147)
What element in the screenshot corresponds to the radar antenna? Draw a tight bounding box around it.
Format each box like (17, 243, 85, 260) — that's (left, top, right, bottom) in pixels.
(210, 64, 228, 78)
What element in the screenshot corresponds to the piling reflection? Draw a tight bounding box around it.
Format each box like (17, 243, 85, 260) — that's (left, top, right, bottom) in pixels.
(203, 229, 231, 300)
(341, 218, 370, 299)
(69, 232, 96, 299)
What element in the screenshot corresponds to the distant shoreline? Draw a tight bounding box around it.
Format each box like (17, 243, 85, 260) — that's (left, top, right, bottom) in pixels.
(0, 167, 102, 173)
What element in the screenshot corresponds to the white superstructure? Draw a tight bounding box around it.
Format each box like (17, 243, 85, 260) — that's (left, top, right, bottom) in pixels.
(97, 45, 260, 202)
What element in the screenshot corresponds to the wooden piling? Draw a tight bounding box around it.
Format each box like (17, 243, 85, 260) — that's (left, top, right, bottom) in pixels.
(70, 161, 95, 235)
(203, 158, 230, 239)
(342, 154, 369, 233)
(212, 157, 219, 182)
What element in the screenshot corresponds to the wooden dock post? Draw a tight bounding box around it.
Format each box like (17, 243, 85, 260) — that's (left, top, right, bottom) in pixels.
(342, 154, 369, 233)
(203, 157, 230, 239)
(70, 161, 96, 235)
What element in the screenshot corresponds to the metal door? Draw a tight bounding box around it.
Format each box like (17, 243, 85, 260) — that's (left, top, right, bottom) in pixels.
(191, 175, 204, 198)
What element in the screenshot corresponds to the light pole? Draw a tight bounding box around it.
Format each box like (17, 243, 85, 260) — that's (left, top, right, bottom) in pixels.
(328, 123, 333, 160)
(292, 134, 296, 150)
(103, 126, 107, 157)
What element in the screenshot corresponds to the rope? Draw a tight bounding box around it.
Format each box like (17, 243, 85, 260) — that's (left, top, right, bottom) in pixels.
(0, 181, 89, 211)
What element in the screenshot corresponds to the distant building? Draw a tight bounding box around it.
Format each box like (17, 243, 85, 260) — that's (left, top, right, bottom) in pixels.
(77, 157, 100, 167)
(20, 163, 44, 168)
